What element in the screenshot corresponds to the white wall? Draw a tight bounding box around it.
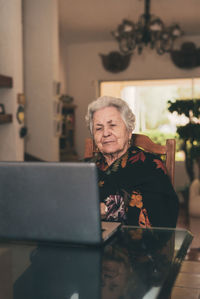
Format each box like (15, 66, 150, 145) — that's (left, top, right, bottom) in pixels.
(0, 0, 24, 161)
(23, 0, 60, 161)
(61, 35, 200, 161)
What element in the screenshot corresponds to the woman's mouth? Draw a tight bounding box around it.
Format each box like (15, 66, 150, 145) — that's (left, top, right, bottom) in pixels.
(103, 140, 115, 144)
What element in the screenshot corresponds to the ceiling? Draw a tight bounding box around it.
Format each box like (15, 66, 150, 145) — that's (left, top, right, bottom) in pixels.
(58, 0, 200, 44)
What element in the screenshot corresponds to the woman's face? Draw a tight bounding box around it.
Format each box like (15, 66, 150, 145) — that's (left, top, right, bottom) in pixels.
(93, 106, 132, 157)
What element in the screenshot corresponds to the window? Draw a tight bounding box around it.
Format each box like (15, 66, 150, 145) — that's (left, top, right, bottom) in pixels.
(100, 78, 200, 160)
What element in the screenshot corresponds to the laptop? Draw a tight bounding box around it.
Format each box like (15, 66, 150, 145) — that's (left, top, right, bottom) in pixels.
(0, 161, 120, 245)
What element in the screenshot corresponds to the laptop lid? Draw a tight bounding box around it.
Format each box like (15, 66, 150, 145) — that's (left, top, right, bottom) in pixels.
(0, 161, 103, 245)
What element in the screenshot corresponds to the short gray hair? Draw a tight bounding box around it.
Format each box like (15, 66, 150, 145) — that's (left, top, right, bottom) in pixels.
(85, 96, 135, 135)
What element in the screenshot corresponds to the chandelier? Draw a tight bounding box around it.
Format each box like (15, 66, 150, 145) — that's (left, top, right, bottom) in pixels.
(112, 0, 183, 55)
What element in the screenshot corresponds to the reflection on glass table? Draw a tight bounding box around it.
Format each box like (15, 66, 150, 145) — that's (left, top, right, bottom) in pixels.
(0, 226, 193, 299)
(101, 226, 193, 299)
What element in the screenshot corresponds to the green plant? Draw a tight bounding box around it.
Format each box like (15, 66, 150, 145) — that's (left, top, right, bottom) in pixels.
(145, 129, 176, 144)
(168, 99, 200, 182)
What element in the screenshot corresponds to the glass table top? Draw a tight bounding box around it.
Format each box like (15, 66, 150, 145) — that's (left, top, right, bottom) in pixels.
(0, 226, 193, 299)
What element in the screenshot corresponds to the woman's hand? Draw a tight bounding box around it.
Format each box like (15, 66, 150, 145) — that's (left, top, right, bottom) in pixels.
(100, 202, 108, 219)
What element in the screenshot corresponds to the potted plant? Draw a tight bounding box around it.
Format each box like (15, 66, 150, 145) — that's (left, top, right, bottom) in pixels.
(168, 99, 200, 182)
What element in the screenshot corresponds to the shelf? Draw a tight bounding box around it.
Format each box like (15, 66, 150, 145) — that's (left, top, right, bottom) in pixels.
(0, 75, 13, 88)
(0, 114, 13, 124)
(59, 103, 77, 161)
(61, 103, 77, 109)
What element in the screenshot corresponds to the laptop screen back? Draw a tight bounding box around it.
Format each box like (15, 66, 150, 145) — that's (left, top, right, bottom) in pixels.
(0, 162, 102, 245)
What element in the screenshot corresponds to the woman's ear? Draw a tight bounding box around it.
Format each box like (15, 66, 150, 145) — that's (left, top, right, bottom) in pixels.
(93, 139, 99, 153)
(128, 131, 132, 140)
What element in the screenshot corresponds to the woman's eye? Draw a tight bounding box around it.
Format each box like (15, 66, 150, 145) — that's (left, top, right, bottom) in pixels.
(95, 127, 102, 131)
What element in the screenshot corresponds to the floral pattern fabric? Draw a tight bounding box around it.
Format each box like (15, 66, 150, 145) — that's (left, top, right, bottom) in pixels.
(88, 145, 179, 228)
(104, 195, 126, 222)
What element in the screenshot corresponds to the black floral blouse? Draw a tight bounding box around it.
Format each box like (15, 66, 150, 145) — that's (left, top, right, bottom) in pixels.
(88, 145, 179, 228)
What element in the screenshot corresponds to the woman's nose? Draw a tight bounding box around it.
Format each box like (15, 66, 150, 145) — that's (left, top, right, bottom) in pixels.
(103, 126, 111, 136)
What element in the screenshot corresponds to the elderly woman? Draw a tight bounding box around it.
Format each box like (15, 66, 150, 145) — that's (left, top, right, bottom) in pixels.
(85, 96, 179, 228)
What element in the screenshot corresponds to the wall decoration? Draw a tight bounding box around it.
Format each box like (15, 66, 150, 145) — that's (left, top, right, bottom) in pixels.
(54, 119, 62, 137)
(16, 105, 25, 124)
(100, 51, 132, 73)
(53, 81, 61, 96)
(170, 42, 200, 69)
(0, 104, 5, 114)
(19, 126, 27, 138)
(53, 101, 62, 116)
(17, 93, 25, 105)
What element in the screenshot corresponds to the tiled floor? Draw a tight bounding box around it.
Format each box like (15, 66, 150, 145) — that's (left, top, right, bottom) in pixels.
(172, 261, 200, 299)
(171, 204, 200, 299)
(177, 203, 200, 257)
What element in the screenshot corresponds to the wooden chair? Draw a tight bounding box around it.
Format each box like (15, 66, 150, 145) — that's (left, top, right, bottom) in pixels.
(84, 133, 176, 186)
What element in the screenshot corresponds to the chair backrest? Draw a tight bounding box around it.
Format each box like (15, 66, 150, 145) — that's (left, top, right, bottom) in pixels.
(84, 133, 176, 186)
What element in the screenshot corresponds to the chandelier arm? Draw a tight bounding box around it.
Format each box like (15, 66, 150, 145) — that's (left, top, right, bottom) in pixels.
(119, 42, 134, 55)
(145, 0, 150, 20)
(143, 0, 151, 44)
